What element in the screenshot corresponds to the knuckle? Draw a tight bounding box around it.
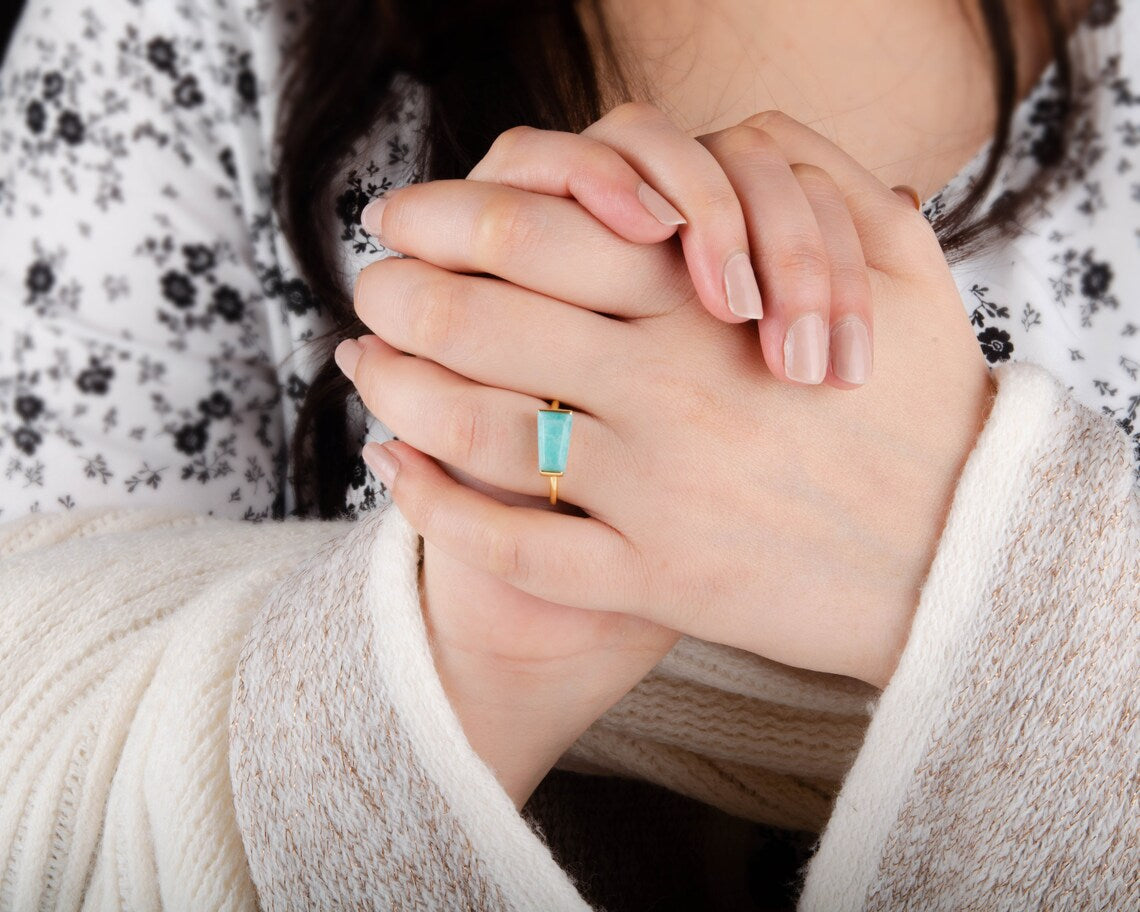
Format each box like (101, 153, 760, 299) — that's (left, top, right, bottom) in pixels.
(570, 141, 622, 187)
(694, 182, 742, 215)
(407, 278, 464, 359)
(490, 125, 535, 159)
(774, 239, 831, 283)
(743, 109, 794, 133)
(718, 124, 780, 158)
(604, 100, 669, 131)
(470, 195, 547, 266)
(442, 391, 484, 467)
(484, 523, 526, 585)
(789, 162, 836, 192)
(830, 261, 872, 304)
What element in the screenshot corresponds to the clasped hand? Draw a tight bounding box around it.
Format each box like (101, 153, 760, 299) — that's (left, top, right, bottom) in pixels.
(338, 106, 993, 692)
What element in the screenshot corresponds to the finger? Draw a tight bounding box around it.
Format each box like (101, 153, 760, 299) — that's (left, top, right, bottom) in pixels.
(584, 102, 764, 324)
(699, 126, 832, 385)
(343, 334, 612, 509)
(363, 438, 644, 612)
(790, 163, 874, 388)
(354, 256, 629, 407)
(360, 180, 686, 319)
(733, 111, 937, 272)
(467, 125, 685, 244)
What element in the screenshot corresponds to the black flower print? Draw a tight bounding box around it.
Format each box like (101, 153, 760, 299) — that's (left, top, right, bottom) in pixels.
(146, 37, 178, 75)
(25, 100, 46, 134)
(285, 373, 308, 400)
(1081, 258, 1113, 299)
(25, 261, 55, 297)
(14, 427, 42, 456)
(41, 71, 64, 100)
(336, 187, 370, 231)
(349, 454, 367, 489)
(173, 421, 209, 455)
(1028, 95, 1068, 167)
(15, 395, 44, 423)
(211, 285, 244, 322)
(76, 360, 115, 395)
(977, 327, 1015, 363)
(1, 0, 1127, 528)
(182, 243, 216, 275)
(338, 166, 392, 255)
(282, 278, 316, 316)
(57, 111, 85, 145)
(199, 391, 233, 419)
(1050, 248, 1121, 326)
(218, 146, 237, 180)
(173, 74, 204, 108)
(161, 270, 196, 308)
(236, 67, 257, 105)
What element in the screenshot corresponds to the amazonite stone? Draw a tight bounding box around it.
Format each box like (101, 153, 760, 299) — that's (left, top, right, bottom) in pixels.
(537, 409, 573, 474)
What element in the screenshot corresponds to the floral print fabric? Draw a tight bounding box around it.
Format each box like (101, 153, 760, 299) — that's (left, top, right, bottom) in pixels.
(0, 0, 1136, 524)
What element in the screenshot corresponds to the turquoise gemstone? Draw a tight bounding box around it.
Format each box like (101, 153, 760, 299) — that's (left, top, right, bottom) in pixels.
(537, 409, 573, 474)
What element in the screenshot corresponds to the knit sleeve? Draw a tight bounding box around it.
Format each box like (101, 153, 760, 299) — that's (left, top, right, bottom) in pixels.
(0, 503, 595, 911)
(799, 360, 1140, 911)
(0, 507, 351, 911)
(228, 501, 595, 911)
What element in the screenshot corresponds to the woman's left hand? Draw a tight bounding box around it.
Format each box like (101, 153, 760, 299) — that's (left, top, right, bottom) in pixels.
(347, 112, 994, 688)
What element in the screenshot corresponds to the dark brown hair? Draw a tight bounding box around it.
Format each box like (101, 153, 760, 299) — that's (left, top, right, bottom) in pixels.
(278, 0, 1075, 518)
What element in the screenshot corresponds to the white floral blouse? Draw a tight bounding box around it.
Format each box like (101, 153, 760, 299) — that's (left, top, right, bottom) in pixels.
(0, 0, 1135, 523)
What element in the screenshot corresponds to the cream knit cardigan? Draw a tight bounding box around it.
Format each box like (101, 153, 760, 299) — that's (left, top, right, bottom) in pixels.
(1, 361, 1137, 911)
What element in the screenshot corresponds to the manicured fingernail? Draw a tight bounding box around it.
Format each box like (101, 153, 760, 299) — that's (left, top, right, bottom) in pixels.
(334, 338, 363, 382)
(891, 185, 922, 211)
(636, 181, 686, 225)
(723, 251, 764, 319)
(831, 318, 872, 385)
(784, 313, 828, 384)
(361, 196, 389, 237)
(362, 442, 399, 487)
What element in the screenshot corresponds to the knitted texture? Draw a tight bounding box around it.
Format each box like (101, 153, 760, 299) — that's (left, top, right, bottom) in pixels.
(800, 362, 1140, 910)
(0, 509, 348, 911)
(1, 363, 1137, 910)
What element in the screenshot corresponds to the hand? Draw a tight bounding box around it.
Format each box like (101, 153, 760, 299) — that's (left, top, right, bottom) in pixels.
(346, 110, 994, 688)
(365, 102, 913, 388)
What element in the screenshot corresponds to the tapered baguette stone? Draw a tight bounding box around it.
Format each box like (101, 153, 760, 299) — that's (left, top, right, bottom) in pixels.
(537, 409, 573, 474)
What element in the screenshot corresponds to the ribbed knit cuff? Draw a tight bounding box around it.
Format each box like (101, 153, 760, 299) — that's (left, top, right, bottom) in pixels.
(798, 362, 1067, 911)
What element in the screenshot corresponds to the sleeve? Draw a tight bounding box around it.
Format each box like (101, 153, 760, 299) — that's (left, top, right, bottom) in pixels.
(798, 360, 1140, 911)
(0, 507, 352, 911)
(0, 502, 600, 911)
(0, 0, 297, 521)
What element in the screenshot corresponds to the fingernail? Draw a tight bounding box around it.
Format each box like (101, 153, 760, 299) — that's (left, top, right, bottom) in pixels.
(784, 313, 828, 384)
(362, 442, 399, 487)
(334, 338, 363, 382)
(361, 196, 389, 238)
(831, 318, 872, 385)
(636, 181, 686, 225)
(891, 185, 922, 211)
(723, 251, 764, 319)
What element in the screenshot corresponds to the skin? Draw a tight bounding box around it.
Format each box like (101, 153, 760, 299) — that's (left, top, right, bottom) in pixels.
(334, 0, 1090, 808)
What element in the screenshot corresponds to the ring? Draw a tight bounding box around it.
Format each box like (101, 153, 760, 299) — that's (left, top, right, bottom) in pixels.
(537, 399, 573, 505)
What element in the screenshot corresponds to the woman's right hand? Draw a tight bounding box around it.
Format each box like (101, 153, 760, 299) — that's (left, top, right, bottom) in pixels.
(456, 102, 918, 388)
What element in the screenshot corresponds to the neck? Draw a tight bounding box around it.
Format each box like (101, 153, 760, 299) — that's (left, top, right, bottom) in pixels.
(587, 0, 1083, 200)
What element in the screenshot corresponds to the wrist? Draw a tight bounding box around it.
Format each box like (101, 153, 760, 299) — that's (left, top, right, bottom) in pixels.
(420, 552, 676, 809)
(859, 366, 998, 689)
